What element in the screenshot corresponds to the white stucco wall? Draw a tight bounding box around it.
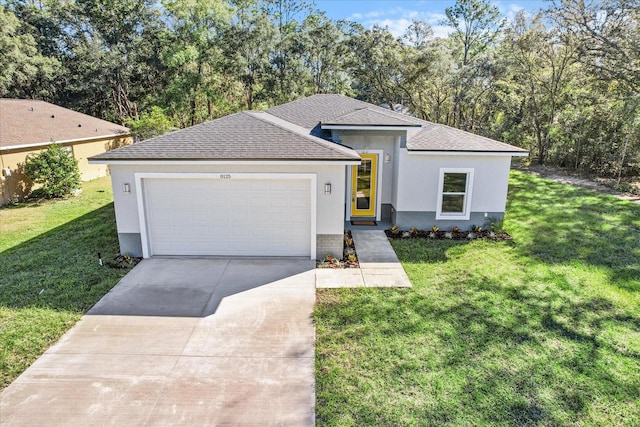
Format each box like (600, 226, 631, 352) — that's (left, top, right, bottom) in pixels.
(395, 151, 512, 213)
(108, 163, 347, 237)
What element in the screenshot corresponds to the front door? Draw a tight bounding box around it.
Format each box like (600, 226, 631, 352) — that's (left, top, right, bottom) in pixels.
(351, 153, 378, 217)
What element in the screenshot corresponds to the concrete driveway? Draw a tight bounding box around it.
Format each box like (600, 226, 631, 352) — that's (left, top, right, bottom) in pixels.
(0, 258, 316, 426)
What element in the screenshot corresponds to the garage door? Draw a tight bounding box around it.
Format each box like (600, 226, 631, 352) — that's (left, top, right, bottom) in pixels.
(142, 176, 312, 257)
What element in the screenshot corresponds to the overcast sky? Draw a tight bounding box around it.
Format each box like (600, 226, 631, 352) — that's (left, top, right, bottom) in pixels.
(315, 0, 549, 38)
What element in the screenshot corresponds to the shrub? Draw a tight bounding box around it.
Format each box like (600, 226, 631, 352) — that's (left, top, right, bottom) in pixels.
(24, 144, 81, 198)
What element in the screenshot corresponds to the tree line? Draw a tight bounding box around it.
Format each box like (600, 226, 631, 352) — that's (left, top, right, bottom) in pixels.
(2, 0, 639, 180)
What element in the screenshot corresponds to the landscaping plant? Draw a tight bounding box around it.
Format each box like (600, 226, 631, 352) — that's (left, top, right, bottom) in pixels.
(24, 144, 81, 199)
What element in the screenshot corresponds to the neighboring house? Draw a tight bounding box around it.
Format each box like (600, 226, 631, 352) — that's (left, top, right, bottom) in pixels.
(89, 94, 528, 260)
(0, 99, 132, 205)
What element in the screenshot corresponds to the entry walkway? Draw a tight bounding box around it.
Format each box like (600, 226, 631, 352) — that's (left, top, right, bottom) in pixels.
(316, 230, 412, 288)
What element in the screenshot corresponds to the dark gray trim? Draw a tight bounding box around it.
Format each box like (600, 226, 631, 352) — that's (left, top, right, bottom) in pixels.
(391, 211, 504, 231)
(316, 234, 343, 260)
(381, 204, 392, 221)
(118, 233, 143, 258)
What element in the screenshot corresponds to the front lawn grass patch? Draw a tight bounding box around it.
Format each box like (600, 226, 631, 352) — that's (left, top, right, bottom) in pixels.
(0, 178, 131, 390)
(315, 170, 640, 426)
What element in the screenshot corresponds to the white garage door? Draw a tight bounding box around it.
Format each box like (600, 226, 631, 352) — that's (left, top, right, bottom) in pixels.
(142, 177, 312, 257)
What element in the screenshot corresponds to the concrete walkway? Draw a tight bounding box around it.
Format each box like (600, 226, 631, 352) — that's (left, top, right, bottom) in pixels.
(316, 230, 411, 288)
(0, 258, 316, 427)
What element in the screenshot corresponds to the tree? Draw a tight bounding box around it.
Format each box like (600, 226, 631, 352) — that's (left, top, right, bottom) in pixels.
(124, 106, 176, 141)
(24, 144, 81, 199)
(346, 24, 406, 107)
(498, 12, 578, 164)
(223, 0, 276, 110)
(549, 0, 640, 175)
(0, 5, 59, 99)
(396, 19, 445, 121)
(70, 0, 165, 120)
(262, 0, 312, 102)
(300, 13, 352, 95)
(161, 0, 233, 126)
(443, 0, 504, 130)
(549, 0, 640, 93)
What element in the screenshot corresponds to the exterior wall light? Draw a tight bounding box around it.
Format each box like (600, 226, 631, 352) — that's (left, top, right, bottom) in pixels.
(324, 183, 332, 195)
(2, 167, 11, 177)
(384, 153, 391, 163)
(122, 183, 131, 194)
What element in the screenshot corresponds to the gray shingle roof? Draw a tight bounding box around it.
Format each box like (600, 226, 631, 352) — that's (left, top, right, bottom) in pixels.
(407, 124, 529, 153)
(0, 99, 129, 149)
(267, 94, 527, 153)
(266, 94, 424, 128)
(90, 94, 527, 161)
(90, 111, 360, 161)
(322, 107, 421, 127)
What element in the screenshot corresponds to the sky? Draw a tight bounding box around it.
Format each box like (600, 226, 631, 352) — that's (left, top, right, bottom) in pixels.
(314, 0, 549, 38)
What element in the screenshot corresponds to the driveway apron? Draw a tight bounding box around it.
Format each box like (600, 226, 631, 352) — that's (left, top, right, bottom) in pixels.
(0, 258, 316, 426)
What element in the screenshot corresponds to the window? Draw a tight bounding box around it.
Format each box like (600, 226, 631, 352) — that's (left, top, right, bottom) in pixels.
(436, 168, 474, 220)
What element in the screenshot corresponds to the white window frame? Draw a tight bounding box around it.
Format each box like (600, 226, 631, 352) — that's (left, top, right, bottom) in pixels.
(436, 168, 474, 220)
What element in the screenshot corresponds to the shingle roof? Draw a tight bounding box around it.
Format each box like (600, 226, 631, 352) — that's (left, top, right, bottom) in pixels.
(266, 94, 425, 128)
(322, 107, 421, 127)
(0, 99, 129, 149)
(407, 123, 528, 153)
(90, 111, 360, 161)
(267, 94, 527, 153)
(91, 94, 527, 161)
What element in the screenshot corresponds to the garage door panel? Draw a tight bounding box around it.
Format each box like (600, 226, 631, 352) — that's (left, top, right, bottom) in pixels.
(143, 177, 312, 257)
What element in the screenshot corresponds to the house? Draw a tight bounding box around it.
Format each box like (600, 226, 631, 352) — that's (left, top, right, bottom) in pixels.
(89, 94, 528, 260)
(0, 99, 132, 205)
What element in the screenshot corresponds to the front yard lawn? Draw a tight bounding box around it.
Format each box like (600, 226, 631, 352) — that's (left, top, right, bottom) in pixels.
(315, 170, 640, 426)
(0, 178, 131, 390)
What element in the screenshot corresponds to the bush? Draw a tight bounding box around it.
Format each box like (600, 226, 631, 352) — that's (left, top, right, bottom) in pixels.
(24, 144, 81, 198)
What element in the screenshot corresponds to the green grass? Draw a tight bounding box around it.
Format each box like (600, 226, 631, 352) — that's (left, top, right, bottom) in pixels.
(0, 178, 132, 390)
(315, 170, 640, 426)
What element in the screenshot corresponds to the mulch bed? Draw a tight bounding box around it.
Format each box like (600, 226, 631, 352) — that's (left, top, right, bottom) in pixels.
(385, 229, 512, 241)
(316, 230, 360, 268)
(102, 253, 143, 269)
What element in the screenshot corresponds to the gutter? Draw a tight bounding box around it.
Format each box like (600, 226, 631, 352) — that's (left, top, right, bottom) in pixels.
(407, 150, 529, 157)
(0, 133, 131, 151)
(88, 159, 361, 166)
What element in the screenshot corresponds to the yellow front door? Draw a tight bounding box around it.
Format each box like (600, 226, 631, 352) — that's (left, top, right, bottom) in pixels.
(351, 153, 378, 217)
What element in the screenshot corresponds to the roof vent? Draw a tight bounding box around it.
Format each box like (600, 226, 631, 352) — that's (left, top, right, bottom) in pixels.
(78, 124, 82, 127)
(51, 115, 55, 118)
(30, 107, 34, 111)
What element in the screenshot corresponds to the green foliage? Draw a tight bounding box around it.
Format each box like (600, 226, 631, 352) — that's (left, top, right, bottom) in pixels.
(487, 217, 505, 233)
(0, 5, 59, 98)
(124, 106, 176, 140)
(24, 144, 81, 199)
(0, 177, 131, 389)
(315, 171, 640, 425)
